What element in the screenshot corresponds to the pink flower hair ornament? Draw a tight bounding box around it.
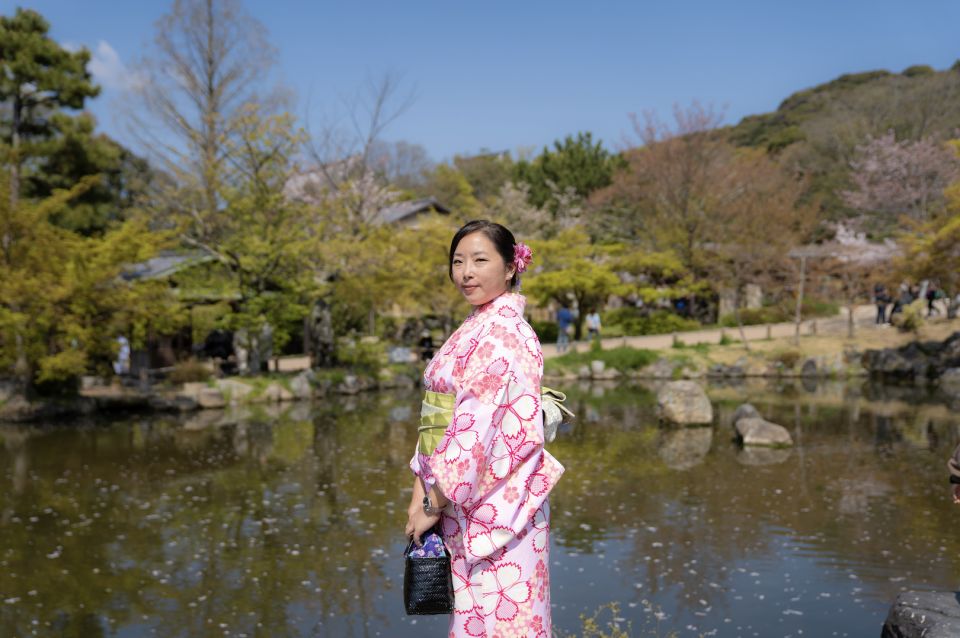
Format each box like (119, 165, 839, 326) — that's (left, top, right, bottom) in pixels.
(513, 242, 533, 274)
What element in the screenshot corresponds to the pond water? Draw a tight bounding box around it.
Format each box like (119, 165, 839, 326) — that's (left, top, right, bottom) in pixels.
(1, 379, 959, 638)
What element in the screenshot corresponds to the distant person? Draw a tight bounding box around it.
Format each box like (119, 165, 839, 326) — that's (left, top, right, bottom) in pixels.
(418, 330, 434, 362)
(586, 309, 602, 341)
(113, 336, 131, 375)
(557, 304, 574, 354)
(926, 283, 941, 317)
(949, 442, 960, 505)
(874, 283, 889, 325)
(890, 281, 913, 321)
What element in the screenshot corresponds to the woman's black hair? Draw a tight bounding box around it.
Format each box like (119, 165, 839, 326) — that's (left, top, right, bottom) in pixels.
(448, 220, 519, 288)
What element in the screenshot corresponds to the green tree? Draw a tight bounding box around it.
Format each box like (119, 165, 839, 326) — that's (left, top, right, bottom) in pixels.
(0, 7, 99, 208)
(25, 112, 154, 235)
(524, 226, 624, 338)
(0, 175, 183, 390)
(193, 106, 322, 362)
(453, 150, 513, 204)
(513, 132, 622, 214)
(419, 163, 480, 220)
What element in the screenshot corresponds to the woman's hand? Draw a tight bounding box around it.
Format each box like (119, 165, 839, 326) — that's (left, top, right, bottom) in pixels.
(405, 507, 441, 546)
(952, 484, 960, 505)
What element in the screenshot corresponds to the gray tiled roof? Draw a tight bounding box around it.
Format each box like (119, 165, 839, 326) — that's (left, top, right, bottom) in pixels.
(121, 252, 214, 281)
(374, 197, 450, 225)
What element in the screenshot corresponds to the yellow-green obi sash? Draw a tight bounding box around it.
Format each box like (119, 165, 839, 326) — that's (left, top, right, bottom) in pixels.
(419, 390, 455, 456)
(418, 386, 574, 455)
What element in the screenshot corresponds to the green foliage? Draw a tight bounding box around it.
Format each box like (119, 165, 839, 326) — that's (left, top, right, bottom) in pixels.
(896, 299, 926, 333)
(603, 308, 700, 336)
(530, 320, 559, 343)
(903, 64, 935, 78)
(419, 163, 480, 220)
(525, 226, 625, 338)
(25, 113, 152, 235)
(513, 132, 623, 212)
(671, 339, 710, 353)
(335, 338, 386, 372)
(0, 175, 185, 387)
(727, 64, 960, 218)
(0, 8, 100, 205)
(452, 151, 513, 204)
(719, 300, 840, 327)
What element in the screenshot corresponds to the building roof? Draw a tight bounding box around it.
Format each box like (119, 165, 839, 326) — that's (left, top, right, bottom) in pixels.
(121, 252, 214, 281)
(373, 197, 450, 225)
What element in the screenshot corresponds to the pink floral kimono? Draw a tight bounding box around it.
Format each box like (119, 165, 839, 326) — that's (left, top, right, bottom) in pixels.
(411, 292, 565, 638)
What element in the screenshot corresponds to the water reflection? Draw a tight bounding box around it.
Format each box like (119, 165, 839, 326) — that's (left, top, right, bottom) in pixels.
(0, 380, 958, 637)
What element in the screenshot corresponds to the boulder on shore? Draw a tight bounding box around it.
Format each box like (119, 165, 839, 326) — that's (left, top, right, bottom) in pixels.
(863, 331, 960, 383)
(732, 403, 761, 425)
(882, 590, 960, 638)
(735, 417, 793, 447)
(656, 381, 713, 425)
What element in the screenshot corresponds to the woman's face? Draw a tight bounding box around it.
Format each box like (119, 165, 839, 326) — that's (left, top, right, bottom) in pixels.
(451, 231, 515, 306)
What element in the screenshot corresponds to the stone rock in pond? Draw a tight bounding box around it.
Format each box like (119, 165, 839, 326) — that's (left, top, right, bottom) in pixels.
(638, 358, 676, 379)
(590, 360, 606, 375)
(656, 381, 713, 425)
(882, 590, 960, 638)
(289, 370, 315, 400)
(940, 368, 960, 391)
(197, 387, 226, 409)
(658, 427, 713, 470)
(593, 367, 621, 381)
(262, 382, 294, 402)
(216, 378, 254, 403)
(577, 365, 591, 380)
(732, 403, 761, 425)
(735, 417, 793, 447)
(800, 358, 818, 377)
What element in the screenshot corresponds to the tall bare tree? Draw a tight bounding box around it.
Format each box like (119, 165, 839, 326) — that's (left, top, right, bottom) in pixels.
(127, 0, 279, 247)
(593, 102, 732, 272)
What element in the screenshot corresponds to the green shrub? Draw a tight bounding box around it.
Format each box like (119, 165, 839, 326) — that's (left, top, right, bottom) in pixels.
(720, 299, 840, 327)
(169, 359, 212, 384)
(603, 308, 699, 336)
(531, 320, 559, 343)
(896, 300, 926, 333)
(336, 338, 386, 372)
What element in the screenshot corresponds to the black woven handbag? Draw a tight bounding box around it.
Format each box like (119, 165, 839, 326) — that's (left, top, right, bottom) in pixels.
(403, 525, 454, 615)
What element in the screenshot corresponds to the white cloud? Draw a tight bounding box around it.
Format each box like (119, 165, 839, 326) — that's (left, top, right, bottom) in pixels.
(89, 40, 144, 91)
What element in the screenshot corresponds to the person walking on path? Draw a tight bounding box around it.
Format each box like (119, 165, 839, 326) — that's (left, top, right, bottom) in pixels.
(926, 282, 942, 318)
(949, 442, 960, 505)
(874, 283, 889, 325)
(556, 304, 574, 354)
(586, 309, 602, 341)
(406, 220, 564, 637)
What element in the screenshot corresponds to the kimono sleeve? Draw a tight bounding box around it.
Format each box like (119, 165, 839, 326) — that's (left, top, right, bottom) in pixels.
(426, 319, 543, 509)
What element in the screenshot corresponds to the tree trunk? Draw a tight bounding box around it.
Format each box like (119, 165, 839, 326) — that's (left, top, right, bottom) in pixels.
(846, 302, 855, 339)
(794, 256, 806, 346)
(10, 94, 21, 211)
(733, 290, 751, 353)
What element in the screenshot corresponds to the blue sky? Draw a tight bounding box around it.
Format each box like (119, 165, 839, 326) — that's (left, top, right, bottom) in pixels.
(6, 0, 960, 162)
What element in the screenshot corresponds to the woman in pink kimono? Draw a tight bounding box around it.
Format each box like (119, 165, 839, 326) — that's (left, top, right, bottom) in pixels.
(405, 220, 565, 637)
